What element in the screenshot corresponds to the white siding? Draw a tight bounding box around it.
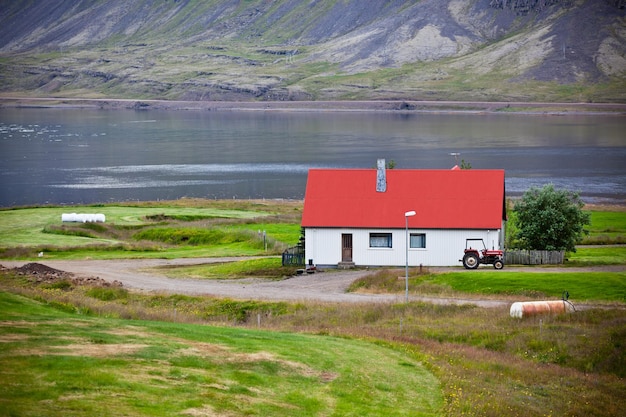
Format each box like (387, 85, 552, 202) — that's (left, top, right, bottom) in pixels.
(305, 227, 502, 267)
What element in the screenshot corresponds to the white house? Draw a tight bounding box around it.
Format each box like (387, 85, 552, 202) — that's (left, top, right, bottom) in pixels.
(301, 164, 506, 267)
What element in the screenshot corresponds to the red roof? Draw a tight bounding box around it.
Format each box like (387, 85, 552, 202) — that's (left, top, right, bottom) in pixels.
(302, 169, 505, 229)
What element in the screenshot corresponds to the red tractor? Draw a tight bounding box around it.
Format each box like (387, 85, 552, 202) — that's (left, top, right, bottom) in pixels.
(461, 238, 504, 270)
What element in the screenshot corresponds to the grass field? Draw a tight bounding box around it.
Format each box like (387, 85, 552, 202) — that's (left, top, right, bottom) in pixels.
(0, 200, 625, 416)
(1, 268, 625, 416)
(0, 204, 272, 246)
(347, 267, 626, 303)
(429, 270, 626, 302)
(568, 245, 626, 265)
(583, 210, 626, 244)
(0, 200, 303, 259)
(0, 291, 442, 417)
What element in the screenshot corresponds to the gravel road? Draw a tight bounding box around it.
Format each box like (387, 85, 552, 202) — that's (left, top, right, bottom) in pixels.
(3, 258, 624, 308)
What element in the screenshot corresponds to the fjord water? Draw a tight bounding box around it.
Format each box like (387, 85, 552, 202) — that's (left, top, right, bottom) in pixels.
(0, 108, 624, 207)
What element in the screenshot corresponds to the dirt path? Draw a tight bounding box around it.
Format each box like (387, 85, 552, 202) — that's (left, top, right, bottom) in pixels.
(2, 258, 384, 302)
(2, 259, 624, 308)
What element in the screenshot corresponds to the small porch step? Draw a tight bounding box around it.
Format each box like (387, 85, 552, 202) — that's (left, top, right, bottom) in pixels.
(338, 262, 355, 269)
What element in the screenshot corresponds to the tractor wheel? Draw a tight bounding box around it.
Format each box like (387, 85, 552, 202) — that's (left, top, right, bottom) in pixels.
(493, 259, 504, 270)
(463, 253, 479, 269)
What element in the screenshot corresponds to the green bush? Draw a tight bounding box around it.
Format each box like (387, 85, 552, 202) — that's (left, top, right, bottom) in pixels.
(41, 280, 73, 290)
(513, 185, 590, 251)
(46, 300, 76, 313)
(86, 287, 129, 301)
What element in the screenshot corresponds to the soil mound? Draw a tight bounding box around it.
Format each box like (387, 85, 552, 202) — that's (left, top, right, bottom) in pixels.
(8, 262, 122, 288)
(14, 262, 70, 278)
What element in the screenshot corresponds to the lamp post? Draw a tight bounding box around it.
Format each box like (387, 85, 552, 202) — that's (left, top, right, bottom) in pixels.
(404, 210, 416, 303)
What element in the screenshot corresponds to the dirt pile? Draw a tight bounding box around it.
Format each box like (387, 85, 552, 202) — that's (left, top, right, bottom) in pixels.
(6, 262, 123, 288)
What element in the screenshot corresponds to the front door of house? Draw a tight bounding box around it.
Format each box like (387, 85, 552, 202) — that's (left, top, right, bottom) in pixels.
(341, 234, 353, 262)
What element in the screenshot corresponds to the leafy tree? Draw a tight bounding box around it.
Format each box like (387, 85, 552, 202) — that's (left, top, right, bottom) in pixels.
(513, 184, 590, 252)
(460, 159, 472, 169)
(504, 199, 519, 249)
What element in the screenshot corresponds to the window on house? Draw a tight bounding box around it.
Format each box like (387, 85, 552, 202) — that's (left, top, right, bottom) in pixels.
(410, 233, 426, 248)
(369, 233, 392, 248)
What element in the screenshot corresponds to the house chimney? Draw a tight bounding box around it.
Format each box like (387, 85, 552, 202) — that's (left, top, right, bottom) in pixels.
(376, 158, 386, 192)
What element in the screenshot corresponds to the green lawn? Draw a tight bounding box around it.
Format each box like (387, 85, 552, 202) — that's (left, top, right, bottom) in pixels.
(569, 246, 626, 265)
(0, 203, 303, 260)
(417, 271, 626, 302)
(586, 210, 626, 244)
(0, 205, 270, 247)
(0, 291, 442, 417)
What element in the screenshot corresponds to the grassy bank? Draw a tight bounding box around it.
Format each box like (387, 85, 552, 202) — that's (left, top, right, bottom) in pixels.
(348, 267, 626, 303)
(0, 291, 442, 417)
(1, 269, 624, 416)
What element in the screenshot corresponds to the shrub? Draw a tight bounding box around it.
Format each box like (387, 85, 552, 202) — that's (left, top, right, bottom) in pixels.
(41, 280, 73, 291)
(86, 287, 129, 301)
(513, 184, 590, 251)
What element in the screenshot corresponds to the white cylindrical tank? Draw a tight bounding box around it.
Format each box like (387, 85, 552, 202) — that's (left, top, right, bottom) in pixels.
(510, 300, 575, 318)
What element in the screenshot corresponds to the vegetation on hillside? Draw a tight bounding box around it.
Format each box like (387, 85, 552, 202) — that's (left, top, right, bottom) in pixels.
(0, 0, 624, 102)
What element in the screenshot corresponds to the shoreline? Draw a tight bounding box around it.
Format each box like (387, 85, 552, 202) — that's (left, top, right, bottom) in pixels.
(2, 96, 626, 115)
(0, 198, 624, 211)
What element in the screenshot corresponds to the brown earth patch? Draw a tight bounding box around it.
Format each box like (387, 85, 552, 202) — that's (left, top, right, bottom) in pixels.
(105, 326, 156, 338)
(181, 405, 235, 417)
(9, 262, 123, 288)
(45, 342, 149, 357)
(0, 333, 30, 342)
(176, 341, 339, 383)
(0, 320, 37, 328)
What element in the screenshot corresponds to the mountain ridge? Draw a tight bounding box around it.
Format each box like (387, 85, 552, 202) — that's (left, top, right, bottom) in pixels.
(0, 0, 624, 102)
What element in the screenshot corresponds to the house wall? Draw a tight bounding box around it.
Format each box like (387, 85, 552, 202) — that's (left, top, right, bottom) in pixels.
(305, 227, 503, 267)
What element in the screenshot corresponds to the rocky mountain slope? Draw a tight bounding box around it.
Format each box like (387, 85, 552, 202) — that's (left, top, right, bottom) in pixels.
(0, 0, 624, 102)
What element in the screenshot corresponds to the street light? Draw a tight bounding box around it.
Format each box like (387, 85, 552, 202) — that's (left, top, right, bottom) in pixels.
(404, 210, 416, 303)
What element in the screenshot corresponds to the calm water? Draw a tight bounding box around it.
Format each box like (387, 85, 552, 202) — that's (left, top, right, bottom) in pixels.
(0, 108, 625, 207)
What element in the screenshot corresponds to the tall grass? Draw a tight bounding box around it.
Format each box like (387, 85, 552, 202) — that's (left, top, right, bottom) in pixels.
(1, 270, 625, 416)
